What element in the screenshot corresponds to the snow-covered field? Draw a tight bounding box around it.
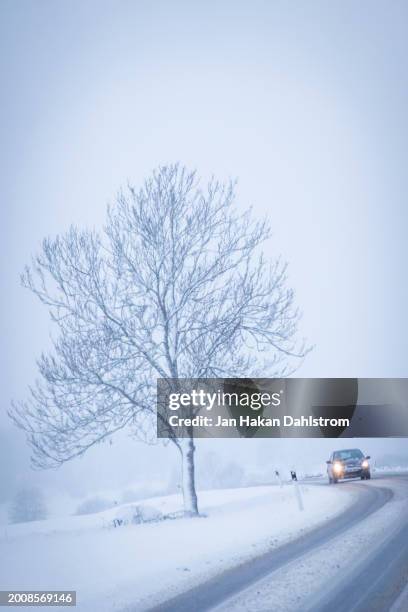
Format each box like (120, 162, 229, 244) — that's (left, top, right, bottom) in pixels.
(0, 484, 356, 611)
(373, 465, 408, 473)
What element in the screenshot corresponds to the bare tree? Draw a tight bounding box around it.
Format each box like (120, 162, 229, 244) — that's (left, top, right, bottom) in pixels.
(10, 164, 308, 516)
(8, 487, 47, 523)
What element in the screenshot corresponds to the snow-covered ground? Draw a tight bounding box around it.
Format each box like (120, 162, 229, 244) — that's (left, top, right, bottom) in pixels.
(0, 483, 356, 611)
(373, 465, 408, 473)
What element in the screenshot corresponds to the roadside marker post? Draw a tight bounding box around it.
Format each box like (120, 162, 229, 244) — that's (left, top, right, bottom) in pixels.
(291, 469, 304, 511)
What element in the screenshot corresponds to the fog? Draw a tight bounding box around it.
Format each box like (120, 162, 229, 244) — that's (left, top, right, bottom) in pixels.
(1, 1, 407, 510)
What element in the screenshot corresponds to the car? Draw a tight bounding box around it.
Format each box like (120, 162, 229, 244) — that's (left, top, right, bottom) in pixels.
(326, 448, 371, 484)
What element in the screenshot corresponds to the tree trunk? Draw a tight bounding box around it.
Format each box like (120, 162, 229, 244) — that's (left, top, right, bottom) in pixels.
(179, 436, 199, 516)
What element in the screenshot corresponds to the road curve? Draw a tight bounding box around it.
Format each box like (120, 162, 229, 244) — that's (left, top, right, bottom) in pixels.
(147, 481, 393, 612)
(310, 476, 408, 612)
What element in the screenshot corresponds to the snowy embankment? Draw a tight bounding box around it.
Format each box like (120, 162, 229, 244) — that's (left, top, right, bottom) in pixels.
(0, 483, 356, 611)
(374, 465, 408, 473)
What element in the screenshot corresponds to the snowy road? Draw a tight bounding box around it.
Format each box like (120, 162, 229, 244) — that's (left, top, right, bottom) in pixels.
(308, 476, 408, 612)
(148, 475, 408, 612)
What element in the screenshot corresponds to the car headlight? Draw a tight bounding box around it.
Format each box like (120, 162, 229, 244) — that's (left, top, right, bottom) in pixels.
(362, 459, 369, 468)
(333, 462, 343, 473)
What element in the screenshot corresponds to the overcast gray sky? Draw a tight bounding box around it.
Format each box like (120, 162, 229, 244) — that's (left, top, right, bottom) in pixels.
(1, 1, 407, 503)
